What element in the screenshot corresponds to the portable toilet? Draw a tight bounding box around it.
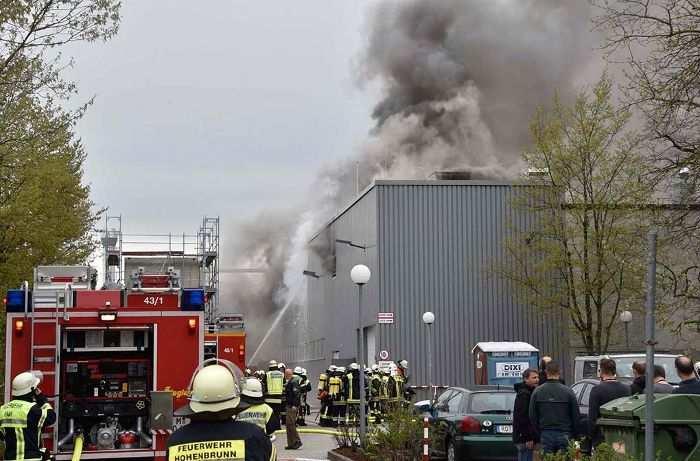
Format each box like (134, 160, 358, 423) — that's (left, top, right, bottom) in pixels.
(472, 342, 539, 386)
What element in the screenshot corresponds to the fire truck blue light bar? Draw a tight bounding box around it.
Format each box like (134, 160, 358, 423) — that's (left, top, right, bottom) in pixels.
(181, 289, 205, 311)
(5, 289, 31, 313)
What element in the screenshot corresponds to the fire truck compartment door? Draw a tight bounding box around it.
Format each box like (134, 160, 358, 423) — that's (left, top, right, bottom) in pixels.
(150, 391, 174, 430)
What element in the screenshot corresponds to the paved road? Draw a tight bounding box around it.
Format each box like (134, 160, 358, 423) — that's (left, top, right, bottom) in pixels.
(273, 429, 336, 461)
(273, 415, 338, 461)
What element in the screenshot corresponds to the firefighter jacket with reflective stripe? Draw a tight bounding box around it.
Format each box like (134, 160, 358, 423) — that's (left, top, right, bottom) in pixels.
(264, 370, 284, 404)
(345, 371, 361, 404)
(379, 376, 390, 400)
(167, 418, 276, 461)
(0, 397, 56, 461)
(394, 374, 405, 401)
(237, 403, 279, 436)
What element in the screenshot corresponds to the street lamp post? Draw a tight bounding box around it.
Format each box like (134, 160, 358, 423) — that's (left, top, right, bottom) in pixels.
(351, 264, 371, 443)
(620, 310, 633, 351)
(422, 311, 435, 402)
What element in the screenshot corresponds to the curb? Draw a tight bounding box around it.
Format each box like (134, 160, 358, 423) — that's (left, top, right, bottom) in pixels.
(327, 450, 356, 461)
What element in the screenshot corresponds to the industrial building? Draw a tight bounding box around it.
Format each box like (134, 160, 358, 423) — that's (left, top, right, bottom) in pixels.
(289, 179, 570, 389)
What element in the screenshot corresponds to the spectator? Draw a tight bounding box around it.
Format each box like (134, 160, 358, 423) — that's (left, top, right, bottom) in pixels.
(529, 361, 580, 454)
(588, 359, 630, 447)
(652, 365, 674, 394)
(673, 356, 700, 394)
(513, 369, 539, 461)
(630, 361, 646, 395)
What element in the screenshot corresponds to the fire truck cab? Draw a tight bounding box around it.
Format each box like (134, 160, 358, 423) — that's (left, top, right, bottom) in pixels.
(4, 265, 205, 460)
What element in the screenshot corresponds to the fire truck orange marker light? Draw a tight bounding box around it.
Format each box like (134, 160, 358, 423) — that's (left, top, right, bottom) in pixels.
(15, 320, 24, 332)
(188, 319, 197, 329)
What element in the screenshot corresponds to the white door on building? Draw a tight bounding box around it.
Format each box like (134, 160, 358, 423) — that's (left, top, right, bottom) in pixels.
(366, 325, 377, 366)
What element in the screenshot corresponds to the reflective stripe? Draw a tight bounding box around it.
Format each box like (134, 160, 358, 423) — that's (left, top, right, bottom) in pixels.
(16, 427, 25, 460)
(269, 444, 276, 461)
(37, 407, 48, 446)
(237, 404, 273, 431)
(0, 419, 28, 427)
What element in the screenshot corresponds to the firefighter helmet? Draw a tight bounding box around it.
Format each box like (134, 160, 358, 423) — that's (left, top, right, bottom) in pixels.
(398, 359, 408, 369)
(278, 362, 286, 370)
(268, 360, 278, 368)
(12, 371, 41, 396)
(241, 378, 264, 398)
(293, 366, 303, 375)
(175, 358, 241, 415)
(301, 368, 307, 376)
(371, 364, 379, 372)
(349, 363, 359, 370)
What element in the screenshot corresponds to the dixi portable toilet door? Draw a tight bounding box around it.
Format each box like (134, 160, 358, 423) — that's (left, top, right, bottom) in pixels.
(472, 342, 539, 386)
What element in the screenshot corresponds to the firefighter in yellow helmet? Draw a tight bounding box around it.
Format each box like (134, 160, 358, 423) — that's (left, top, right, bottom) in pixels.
(0, 371, 56, 461)
(167, 359, 276, 461)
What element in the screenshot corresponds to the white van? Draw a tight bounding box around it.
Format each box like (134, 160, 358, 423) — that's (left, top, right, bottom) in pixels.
(574, 353, 682, 384)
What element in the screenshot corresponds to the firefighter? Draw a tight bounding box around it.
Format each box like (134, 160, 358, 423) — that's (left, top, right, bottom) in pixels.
(264, 360, 284, 429)
(244, 368, 253, 378)
(345, 363, 361, 426)
(368, 365, 382, 424)
(327, 366, 343, 427)
(334, 366, 348, 426)
(166, 359, 276, 461)
(0, 371, 56, 461)
(386, 368, 399, 410)
(396, 359, 415, 403)
(277, 363, 288, 426)
(318, 366, 333, 427)
(379, 368, 391, 416)
(237, 378, 280, 439)
(296, 368, 311, 426)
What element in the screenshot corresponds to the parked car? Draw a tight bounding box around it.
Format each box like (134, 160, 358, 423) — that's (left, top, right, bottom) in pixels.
(571, 378, 600, 454)
(420, 387, 517, 461)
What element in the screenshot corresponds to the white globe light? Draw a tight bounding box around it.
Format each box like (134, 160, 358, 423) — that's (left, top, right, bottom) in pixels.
(350, 264, 371, 285)
(422, 311, 435, 325)
(620, 310, 633, 323)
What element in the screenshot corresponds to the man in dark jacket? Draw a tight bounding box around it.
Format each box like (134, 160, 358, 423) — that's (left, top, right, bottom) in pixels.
(588, 358, 630, 447)
(630, 361, 646, 395)
(513, 369, 539, 461)
(529, 361, 580, 454)
(673, 356, 700, 394)
(283, 368, 303, 449)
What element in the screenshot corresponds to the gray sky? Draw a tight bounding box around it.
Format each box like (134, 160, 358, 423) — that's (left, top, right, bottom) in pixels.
(65, 1, 376, 239)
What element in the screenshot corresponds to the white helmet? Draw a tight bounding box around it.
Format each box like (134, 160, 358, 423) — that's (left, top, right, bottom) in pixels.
(371, 364, 379, 372)
(398, 360, 408, 369)
(336, 366, 346, 373)
(268, 360, 278, 368)
(349, 363, 359, 370)
(241, 378, 264, 398)
(175, 360, 240, 415)
(278, 362, 286, 370)
(329, 365, 337, 372)
(12, 371, 41, 396)
(293, 366, 303, 375)
(301, 368, 307, 376)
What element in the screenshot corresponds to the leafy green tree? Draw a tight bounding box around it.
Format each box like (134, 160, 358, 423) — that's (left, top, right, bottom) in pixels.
(0, 0, 120, 374)
(504, 76, 653, 354)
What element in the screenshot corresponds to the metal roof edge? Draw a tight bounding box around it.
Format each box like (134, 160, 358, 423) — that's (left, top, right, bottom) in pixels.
(308, 179, 528, 243)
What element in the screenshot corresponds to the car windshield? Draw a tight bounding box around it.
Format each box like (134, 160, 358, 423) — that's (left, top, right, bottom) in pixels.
(614, 357, 681, 384)
(469, 392, 515, 414)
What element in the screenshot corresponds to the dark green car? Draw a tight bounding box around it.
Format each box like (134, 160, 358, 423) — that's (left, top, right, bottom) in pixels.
(423, 387, 517, 461)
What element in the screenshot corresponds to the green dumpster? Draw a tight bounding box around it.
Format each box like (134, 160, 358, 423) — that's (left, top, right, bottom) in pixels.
(597, 394, 700, 460)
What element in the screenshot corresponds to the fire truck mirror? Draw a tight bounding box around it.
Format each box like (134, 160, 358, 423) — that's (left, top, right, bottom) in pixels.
(150, 391, 174, 431)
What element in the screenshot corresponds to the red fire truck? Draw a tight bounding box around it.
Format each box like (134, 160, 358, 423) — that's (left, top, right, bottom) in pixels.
(4, 265, 207, 460)
(204, 314, 246, 371)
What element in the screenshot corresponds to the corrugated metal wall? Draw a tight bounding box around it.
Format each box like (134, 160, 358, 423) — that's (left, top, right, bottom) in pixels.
(375, 181, 568, 388)
(303, 181, 569, 388)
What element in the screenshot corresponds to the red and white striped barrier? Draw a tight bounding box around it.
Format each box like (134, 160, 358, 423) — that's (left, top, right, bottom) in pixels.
(422, 416, 430, 461)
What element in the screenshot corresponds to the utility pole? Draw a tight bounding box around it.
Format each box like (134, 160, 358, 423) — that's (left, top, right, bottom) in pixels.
(644, 230, 657, 461)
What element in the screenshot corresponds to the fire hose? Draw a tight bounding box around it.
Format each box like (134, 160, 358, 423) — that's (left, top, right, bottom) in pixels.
(70, 430, 84, 461)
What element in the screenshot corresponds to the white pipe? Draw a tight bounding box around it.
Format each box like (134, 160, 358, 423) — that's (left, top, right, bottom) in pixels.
(58, 418, 75, 449)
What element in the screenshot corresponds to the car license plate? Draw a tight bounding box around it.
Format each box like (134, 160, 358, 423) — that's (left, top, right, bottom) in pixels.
(496, 425, 513, 434)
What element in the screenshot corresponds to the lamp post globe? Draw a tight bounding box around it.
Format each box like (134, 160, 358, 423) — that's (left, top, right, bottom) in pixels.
(351, 264, 371, 285)
(620, 310, 633, 323)
(620, 310, 633, 351)
(422, 311, 435, 325)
